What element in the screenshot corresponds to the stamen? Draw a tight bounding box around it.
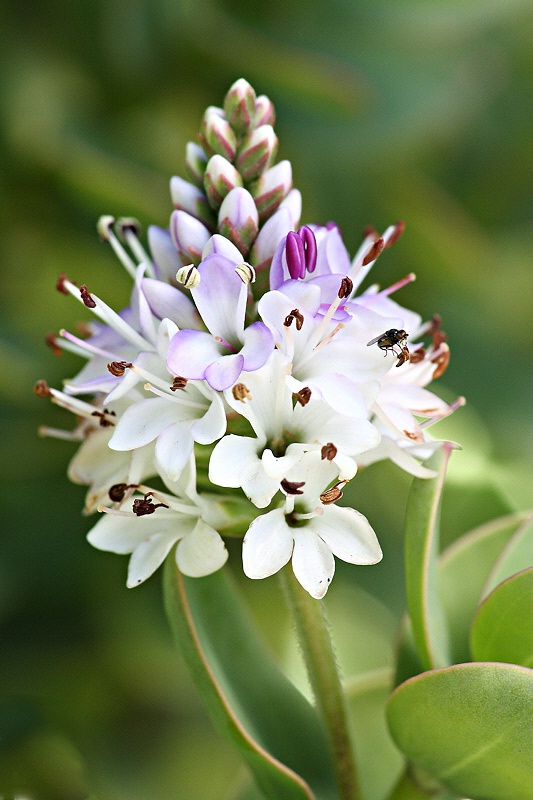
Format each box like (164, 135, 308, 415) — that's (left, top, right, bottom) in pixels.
(419, 396, 466, 430)
(377, 272, 416, 298)
(285, 232, 306, 279)
(132, 492, 169, 516)
(116, 217, 155, 278)
(107, 361, 133, 377)
(214, 335, 237, 353)
(431, 343, 450, 379)
(176, 265, 201, 288)
(80, 285, 97, 309)
(281, 479, 305, 495)
(293, 387, 311, 407)
(409, 348, 426, 364)
(38, 425, 83, 441)
(383, 220, 405, 248)
(362, 237, 384, 266)
(170, 376, 188, 391)
(34, 380, 52, 398)
(143, 382, 206, 411)
(284, 308, 304, 330)
(320, 481, 346, 505)
(60, 329, 121, 360)
(109, 483, 139, 502)
(45, 333, 62, 357)
(97, 215, 138, 279)
(298, 226, 317, 274)
(235, 262, 256, 284)
(321, 442, 337, 461)
(338, 277, 353, 299)
(362, 225, 379, 240)
(232, 383, 252, 402)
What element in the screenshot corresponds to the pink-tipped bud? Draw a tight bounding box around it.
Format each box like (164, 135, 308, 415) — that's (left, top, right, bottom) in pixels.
(184, 142, 208, 188)
(203, 155, 243, 211)
(200, 107, 237, 162)
(249, 206, 292, 271)
(147, 226, 182, 283)
(170, 176, 215, 230)
(279, 189, 302, 229)
(253, 95, 276, 128)
(224, 78, 257, 135)
(170, 210, 211, 266)
(249, 160, 292, 223)
(218, 187, 259, 256)
(235, 125, 278, 183)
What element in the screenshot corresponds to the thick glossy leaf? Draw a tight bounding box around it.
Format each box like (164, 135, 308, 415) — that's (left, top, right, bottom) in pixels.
(163, 562, 338, 800)
(481, 515, 533, 598)
(404, 445, 452, 670)
(387, 662, 533, 800)
(471, 568, 533, 667)
(345, 673, 404, 800)
(438, 511, 531, 662)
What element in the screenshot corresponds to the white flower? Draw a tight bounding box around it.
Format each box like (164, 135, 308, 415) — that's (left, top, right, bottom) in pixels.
(242, 452, 382, 598)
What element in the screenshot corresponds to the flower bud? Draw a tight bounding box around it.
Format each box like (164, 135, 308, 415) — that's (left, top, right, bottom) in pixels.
(249, 206, 292, 271)
(202, 233, 243, 263)
(200, 106, 237, 162)
(184, 142, 208, 188)
(235, 125, 278, 183)
(253, 95, 276, 128)
(218, 187, 259, 256)
(279, 189, 302, 229)
(223, 78, 256, 135)
(148, 225, 182, 283)
(203, 155, 243, 211)
(170, 210, 211, 266)
(249, 160, 292, 223)
(170, 176, 215, 230)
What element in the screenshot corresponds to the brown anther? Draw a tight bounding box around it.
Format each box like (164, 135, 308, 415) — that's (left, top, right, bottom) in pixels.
(338, 276, 353, 299)
(362, 237, 384, 266)
(91, 409, 116, 428)
(284, 308, 304, 330)
(107, 361, 132, 377)
(132, 493, 169, 516)
(404, 430, 419, 441)
(170, 376, 188, 392)
(431, 347, 450, 380)
(232, 382, 251, 402)
(45, 333, 62, 357)
(80, 285, 97, 308)
(320, 482, 345, 505)
(34, 380, 52, 398)
(108, 483, 138, 502)
(280, 479, 305, 495)
(293, 387, 312, 407)
(116, 217, 141, 241)
(321, 442, 337, 461)
(395, 348, 410, 368)
(362, 225, 379, 240)
(409, 347, 426, 364)
(56, 272, 72, 295)
(76, 322, 92, 337)
(384, 220, 405, 248)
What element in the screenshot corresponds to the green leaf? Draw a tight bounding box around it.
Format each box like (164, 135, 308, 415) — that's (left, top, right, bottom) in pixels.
(481, 515, 533, 598)
(163, 562, 338, 800)
(404, 445, 452, 670)
(387, 662, 533, 800)
(439, 511, 531, 662)
(471, 568, 533, 667)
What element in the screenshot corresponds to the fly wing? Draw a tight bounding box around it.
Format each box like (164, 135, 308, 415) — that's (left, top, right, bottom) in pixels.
(367, 334, 383, 346)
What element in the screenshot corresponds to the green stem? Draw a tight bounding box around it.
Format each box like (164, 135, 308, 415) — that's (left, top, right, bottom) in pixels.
(281, 567, 361, 800)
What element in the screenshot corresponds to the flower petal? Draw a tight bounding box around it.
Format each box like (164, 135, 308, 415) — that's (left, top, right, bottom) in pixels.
(243, 509, 293, 579)
(166, 329, 223, 380)
(240, 321, 274, 372)
(155, 421, 194, 482)
(191, 391, 226, 444)
(205, 353, 244, 391)
(311, 505, 382, 565)
(88, 511, 170, 554)
(176, 519, 228, 577)
(127, 531, 181, 587)
(292, 528, 335, 599)
(142, 277, 199, 330)
(192, 254, 247, 343)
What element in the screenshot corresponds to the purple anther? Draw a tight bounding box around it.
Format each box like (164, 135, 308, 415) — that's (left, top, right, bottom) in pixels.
(285, 231, 306, 279)
(298, 226, 317, 274)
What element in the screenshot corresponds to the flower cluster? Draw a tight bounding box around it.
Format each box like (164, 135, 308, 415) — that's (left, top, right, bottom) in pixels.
(36, 80, 463, 598)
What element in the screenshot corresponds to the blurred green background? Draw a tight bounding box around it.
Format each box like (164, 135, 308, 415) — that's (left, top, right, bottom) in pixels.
(1, 0, 532, 797)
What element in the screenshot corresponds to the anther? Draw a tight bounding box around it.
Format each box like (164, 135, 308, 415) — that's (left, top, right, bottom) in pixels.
(362, 225, 379, 240)
(362, 237, 384, 266)
(97, 215, 116, 241)
(395, 348, 410, 368)
(320, 481, 346, 505)
(409, 348, 426, 364)
(281, 479, 305, 495)
(293, 387, 312, 407)
(170, 376, 188, 391)
(132, 493, 169, 516)
(232, 382, 251, 402)
(91, 409, 116, 428)
(116, 217, 141, 241)
(235, 262, 256, 284)
(384, 220, 405, 248)
(321, 442, 337, 461)
(431, 345, 450, 379)
(56, 272, 73, 295)
(108, 483, 138, 502)
(45, 333, 62, 357)
(284, 308, 304, 330)
(176, 265, 201, 288)
(107, 361, 133, 377)
(80, 285, 97, 309)
(34, 380, 52, 398)
(338, 277, 353, 299)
